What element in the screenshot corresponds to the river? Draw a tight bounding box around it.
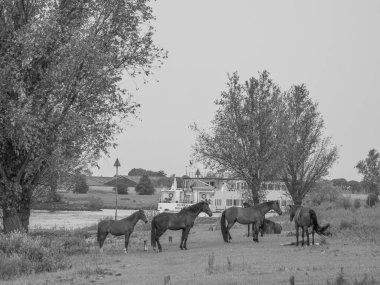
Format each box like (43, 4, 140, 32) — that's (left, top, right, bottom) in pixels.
(29, 209, 140, 229)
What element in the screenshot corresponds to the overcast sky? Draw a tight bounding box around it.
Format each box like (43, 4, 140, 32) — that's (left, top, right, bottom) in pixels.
(92, 0, 380, 181)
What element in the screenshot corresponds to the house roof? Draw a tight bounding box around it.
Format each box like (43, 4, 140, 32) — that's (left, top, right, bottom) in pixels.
(86, 176, 114, 186)
(104, 176, 137, 187)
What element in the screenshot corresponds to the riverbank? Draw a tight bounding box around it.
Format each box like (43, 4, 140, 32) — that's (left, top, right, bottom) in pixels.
(32, 189, 161, 211)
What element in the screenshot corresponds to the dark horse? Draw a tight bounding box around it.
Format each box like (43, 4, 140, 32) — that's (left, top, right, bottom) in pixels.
(97, 209, 148, 253)
(221, 201, 282, 243)
(151, 201, 212, 252)
(289, 205, 331, 246)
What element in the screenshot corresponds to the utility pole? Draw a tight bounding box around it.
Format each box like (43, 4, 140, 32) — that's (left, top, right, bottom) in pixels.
(114, 158, 121, 220)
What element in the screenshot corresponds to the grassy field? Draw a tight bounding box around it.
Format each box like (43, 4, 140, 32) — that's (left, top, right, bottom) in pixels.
(33, 188, 162, 211)
(2, 202, 380, 285)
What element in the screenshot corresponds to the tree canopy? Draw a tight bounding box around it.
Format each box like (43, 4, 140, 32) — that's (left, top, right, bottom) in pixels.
(0, 0, 166, 232)
(135, 174, 155, 195)
(192, 71, 287, 204)
(356, 149, 380, 194)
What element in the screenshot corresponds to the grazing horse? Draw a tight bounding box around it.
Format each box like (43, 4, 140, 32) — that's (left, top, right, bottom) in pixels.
(151, 201, 213, 252)
(97, 209, 148, 253)
(289, 205, 331, 246)
(261, 219, 282, 234)
(221, 201, 282, 243)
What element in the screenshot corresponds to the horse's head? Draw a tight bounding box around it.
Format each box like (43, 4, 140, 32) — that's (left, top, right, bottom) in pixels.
(288, 205, 294, 221)
(201, 201, 213, 217)
(138, 209, 148, 223)
(270, 201, 282, 216)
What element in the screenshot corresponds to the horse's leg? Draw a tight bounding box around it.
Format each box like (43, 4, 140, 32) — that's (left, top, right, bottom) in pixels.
(295, 225, 299, 246)
(247, 224, 250, 237)
(124, 232, 132, 254)
(312, 228, 315, 245)
(154, 227, 166, 252)
(301, 227, 305, 246)
(305, 227, 310, 246)
(252, 222, 260, 242)
(182, 226, 191, 250)
(226, 221, 236, 242)
(180, 229, 186, 250)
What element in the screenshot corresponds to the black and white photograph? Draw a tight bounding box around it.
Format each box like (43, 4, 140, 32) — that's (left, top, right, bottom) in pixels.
(0, 0, 379, 284)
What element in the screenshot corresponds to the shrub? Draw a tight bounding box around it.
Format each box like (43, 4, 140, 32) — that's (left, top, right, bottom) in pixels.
(86, 197, 104, 210)
(0, 232, 67, 280)
(336, 197, 352, 210)
(116, 184, 128, 195)
(353, 199, 361, 209)
(135, 175, 155, 195)
(339, 220, 353, 230)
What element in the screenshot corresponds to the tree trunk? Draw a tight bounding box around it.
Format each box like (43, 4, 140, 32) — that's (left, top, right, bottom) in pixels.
(1, 182, 32, 233)
(2, 208, 23, 233)
(249, 179, 261, 205)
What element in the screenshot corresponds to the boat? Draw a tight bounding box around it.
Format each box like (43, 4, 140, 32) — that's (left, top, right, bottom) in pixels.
(157, 176, 293, 216)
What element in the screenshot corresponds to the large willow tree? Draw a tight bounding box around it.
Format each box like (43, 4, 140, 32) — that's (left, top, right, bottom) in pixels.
(192, 71, 287, 204)
(0, 0, 166, 232)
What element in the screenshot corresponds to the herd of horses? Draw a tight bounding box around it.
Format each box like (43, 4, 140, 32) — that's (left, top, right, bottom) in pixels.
(97, 200, 332, 253)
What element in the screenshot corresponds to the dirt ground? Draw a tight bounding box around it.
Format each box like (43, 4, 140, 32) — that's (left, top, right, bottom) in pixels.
(5, 223, 380, 285)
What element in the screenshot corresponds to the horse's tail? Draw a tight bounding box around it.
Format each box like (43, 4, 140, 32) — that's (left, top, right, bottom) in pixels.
(151, 216, 157, 248)
(220, 210, 228, 242)
(310, 209, 331, 235)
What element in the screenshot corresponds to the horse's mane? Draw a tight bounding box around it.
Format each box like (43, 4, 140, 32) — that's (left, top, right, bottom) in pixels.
(124, 209, 142, 220)
(178, 202, 205, 214)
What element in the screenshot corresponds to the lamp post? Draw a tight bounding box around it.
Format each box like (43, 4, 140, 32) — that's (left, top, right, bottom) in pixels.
(114, 158, 121, 220)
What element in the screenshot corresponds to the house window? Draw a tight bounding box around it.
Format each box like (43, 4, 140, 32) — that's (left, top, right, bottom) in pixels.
(233, 199, 240, 206)
(226, 199, 233, 206)
(261, 183, 267, 190)
(215, 199, 222, 206)
(268, 184, 274, 190)
(275, 184, 281, 190)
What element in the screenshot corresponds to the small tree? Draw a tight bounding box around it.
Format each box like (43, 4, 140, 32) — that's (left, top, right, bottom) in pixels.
(356, 149, 380, 194)
(73, 174, 89, 194)
(135, 175, 155, 195)
(116, 184, 128, 195)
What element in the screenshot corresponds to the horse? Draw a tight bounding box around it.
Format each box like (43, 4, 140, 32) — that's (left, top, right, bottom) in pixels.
(261, 218, 282, 234)
(97, 209, 148, 253)
(289, 205, 331, 246)
(221, 201, 282, 243)
(151, 201, 212, 252)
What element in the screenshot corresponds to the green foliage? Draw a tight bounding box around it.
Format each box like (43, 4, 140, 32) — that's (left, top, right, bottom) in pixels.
(73, 174, 89, 194)
(353, 199, 361, 209)
(309, 180, 342, 205)
(336, 197, 352, 210)
(0, 0, 166, 232)
(356, 149, 380, 194)
(282, 84, 338, 204)
(128, 168, 167, 177)
(85, 197, 104, 210)
(116, 183, 128, 195)
(0, 232, 67, 280)
(135, 175, 155, 195)
(192, 71, 286, 204)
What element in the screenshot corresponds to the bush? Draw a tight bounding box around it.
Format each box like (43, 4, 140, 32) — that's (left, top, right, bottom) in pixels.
(135, 175, 155, 195)
(0, 232, 67, 280)
(116, 184, 128, 195)
(86, 197, 104, 210)
(353, 199, 361, 209)
(336, 197, 352, 209)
